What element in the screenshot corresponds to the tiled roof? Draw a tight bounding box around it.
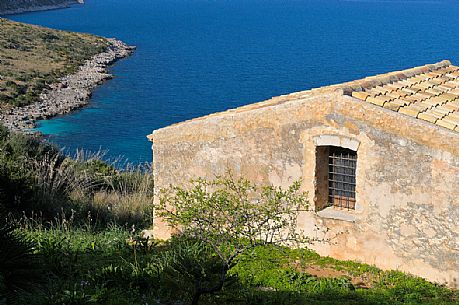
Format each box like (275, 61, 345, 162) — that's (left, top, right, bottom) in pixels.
(349, 60, 459, 132)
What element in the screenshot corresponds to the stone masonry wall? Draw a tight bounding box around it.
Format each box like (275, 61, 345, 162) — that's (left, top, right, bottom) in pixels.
(150, 89, 459, 287)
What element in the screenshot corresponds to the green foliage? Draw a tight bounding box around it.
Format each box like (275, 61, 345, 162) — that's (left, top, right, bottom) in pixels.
(231, 246, 356, 295)
(150, 236, 227, 303)
(158, 177, 310, 304)
(14, 225, 142, 305)
(374, 271, 455, 304)
(228, 245, 457, 305)
(158, 177, 309, 258)
(0, 127, 456, 304)
(7, 225, 458, 305)
(0, 211, 42, 304)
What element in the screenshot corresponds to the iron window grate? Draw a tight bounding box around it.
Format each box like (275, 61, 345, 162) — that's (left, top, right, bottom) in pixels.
(328, 147, 356, 210)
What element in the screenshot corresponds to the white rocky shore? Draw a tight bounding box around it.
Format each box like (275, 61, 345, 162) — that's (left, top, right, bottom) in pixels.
(0, 39, 135, 132)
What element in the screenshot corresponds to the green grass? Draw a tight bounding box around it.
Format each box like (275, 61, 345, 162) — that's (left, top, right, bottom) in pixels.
(228, 246, 457, 305)
(0, 128, 457, 304)
(8, 224, 458, 305)
(0, 18, 108, 108)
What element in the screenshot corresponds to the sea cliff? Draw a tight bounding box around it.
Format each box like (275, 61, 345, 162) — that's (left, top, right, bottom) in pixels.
(0, 0, 82, 15)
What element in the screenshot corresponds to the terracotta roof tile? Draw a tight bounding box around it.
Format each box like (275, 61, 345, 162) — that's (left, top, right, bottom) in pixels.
(402, 87, 419, 95)
(417, 82, 433, 90)
(351, 91, 370, 100)
(430, 78, 445, 85)
(391, 99, 409, 107)
(412, 103, 430, 112)
(424, 80, 438, 88)
(348, 60, 459, 133)
(449, 112, 459, 120)
(411, 84, 426, 92)
(434, 106, 453, 114)
(424, 109, 445, 119)
(438, 85, 452, 91)
(430, 109, 448, 117)
(373, 86, 390, 94)
(402, 95, 417, 103)
(442, 83, 456, 89)
(436, 119, 457, 130)
(426, 72, 439, 78)
(424, 97, 442, 107)
(399, 106, 420, 117)
(430, 71, 444, 78)
(442, 115, 459, 126)
(444, 66, 458, 72)
(367, 88, 381, 97)
(412, 92, 431, 101)
(431, 94, 449, 105)
(367, 96, 387, 106)
(383, 101, 401, 111)
(398, 80, 412, 87)
(445, 74, 459, 81)
(420, 91, 437, 98)
(383, 84, 399, 92)
(418, 112, 439, 123)
(425, 88, 443, 96)
(389, 91, 409, 100)
(442, 93, 458, 102)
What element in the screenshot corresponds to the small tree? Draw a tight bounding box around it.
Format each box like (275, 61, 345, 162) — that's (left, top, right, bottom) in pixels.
(156, 177, 311, 305)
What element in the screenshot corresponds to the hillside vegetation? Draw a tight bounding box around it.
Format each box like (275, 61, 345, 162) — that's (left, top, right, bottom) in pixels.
(0, 18, 108, 108)
(0, 18, 457, 305)
(0, 127, 457, 304)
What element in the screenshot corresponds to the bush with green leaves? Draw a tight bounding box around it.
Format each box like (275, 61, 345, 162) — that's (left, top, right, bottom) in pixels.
(157, 177, 311, 305)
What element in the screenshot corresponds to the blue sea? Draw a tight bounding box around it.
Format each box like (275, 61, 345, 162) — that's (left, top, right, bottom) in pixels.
(9, 0, 459, 163)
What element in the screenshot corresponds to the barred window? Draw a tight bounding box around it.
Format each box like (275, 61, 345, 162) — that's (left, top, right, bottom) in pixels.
(328, 147, 356, 210)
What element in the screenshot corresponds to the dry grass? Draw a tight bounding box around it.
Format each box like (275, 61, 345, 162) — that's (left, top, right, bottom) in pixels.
(90, 161, 155, 226)
(0, 18, 108, 107)
(11, 143, 155, 227)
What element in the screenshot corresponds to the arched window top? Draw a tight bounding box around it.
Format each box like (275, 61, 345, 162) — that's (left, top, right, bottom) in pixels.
(313, 135, 360, 152)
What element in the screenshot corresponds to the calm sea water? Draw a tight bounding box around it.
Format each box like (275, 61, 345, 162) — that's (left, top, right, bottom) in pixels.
(10, 0, 459, 163)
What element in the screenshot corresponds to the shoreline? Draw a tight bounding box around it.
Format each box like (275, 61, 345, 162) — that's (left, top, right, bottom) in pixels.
(0, 0, 82, 16)
(0, 38, 135, 132)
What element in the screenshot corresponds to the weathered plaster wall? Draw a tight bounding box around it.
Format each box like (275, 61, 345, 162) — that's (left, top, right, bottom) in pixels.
(150, 89, 459, 287)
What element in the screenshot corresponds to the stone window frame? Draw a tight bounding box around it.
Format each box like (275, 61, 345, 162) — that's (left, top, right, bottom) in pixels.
(313, 135, 361, 222)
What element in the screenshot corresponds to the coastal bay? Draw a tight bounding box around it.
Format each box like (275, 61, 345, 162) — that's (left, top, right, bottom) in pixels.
(0, 18, 134, 131)
(1, 2, 459, 304)
(0, 39, 134, 131)
(9, 0, 459, 163)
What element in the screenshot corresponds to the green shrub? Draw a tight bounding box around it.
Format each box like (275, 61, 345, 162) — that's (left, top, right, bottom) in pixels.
(0, 210, 42, 304)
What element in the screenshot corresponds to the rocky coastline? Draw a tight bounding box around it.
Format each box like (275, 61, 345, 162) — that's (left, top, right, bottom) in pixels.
(0, 38, 135, 132)
(0, 0, 82, 16)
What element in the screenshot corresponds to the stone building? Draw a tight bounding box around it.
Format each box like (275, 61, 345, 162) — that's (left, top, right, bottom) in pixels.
(148, 60, 459, 287)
